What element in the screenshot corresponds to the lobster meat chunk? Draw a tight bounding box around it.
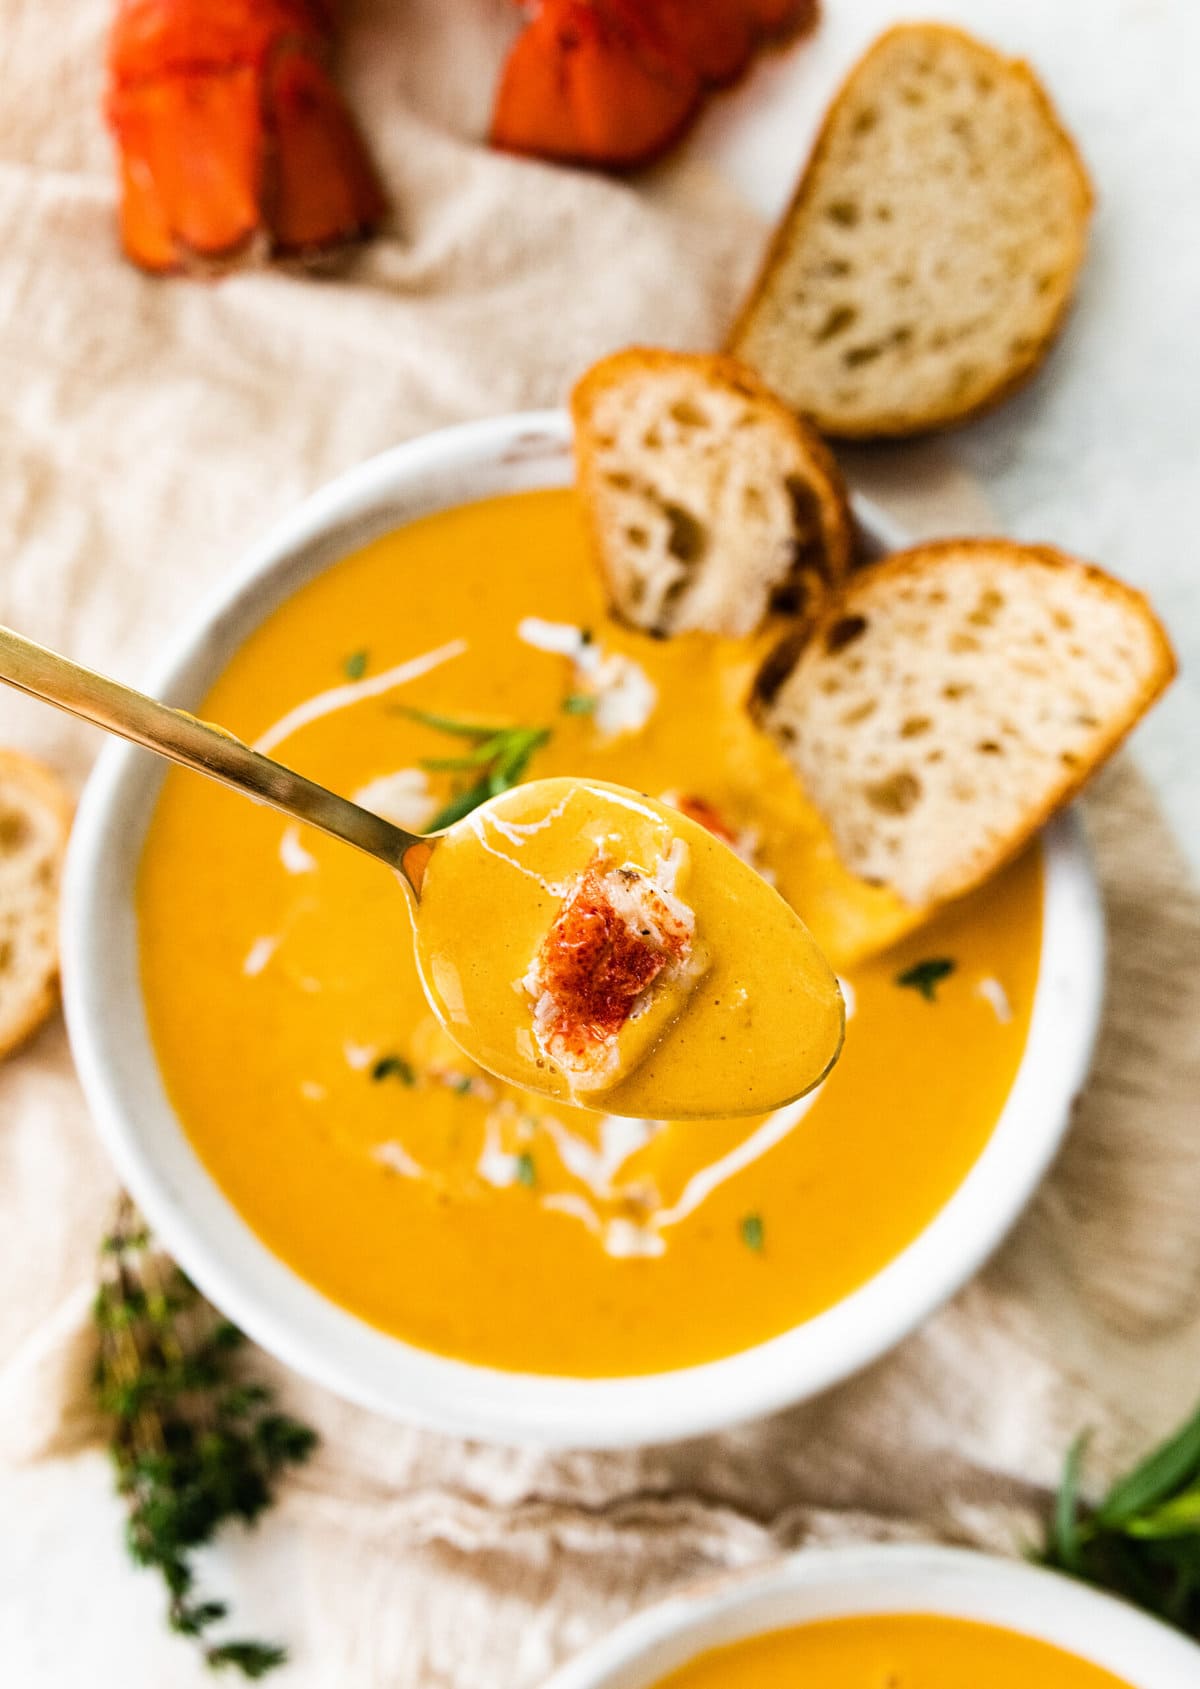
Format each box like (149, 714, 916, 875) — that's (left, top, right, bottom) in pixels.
(107, 0, 384, 273)
(522, 847, 704, 1096)
(492, 0, 819, 170)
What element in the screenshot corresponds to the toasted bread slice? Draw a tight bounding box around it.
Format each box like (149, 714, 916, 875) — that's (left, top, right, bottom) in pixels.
(0, 752, 72, 1059)
(571, 348, 852, 638)
(728, 24, 1093, 438)
(755, 541, 1174, 907)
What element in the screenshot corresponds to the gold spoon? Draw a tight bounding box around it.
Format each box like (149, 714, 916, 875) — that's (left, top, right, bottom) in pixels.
(0, 625, 844, 1119)
(0, 624, 439, 891)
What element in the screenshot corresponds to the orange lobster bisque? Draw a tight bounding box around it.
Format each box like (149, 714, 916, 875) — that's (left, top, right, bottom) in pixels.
(653, 1615, 1133, 1689)
(138, 488, 1042, 1377)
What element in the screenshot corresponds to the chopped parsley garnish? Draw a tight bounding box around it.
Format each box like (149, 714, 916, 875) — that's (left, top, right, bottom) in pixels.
(371, 1054, 415, 1085)
(452, 1075, 474, 1095)
(895, 957, 957, 1002)
(343, 648, 369, 681)
(396, 705, 551, 831)
(561, 693, 597, 716)
(740, 1213, 765, 1252)
(514, 1152, 536, 1189)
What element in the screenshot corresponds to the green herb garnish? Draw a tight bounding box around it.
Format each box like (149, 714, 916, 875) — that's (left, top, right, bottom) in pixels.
(94, 1197, 316, 1678)
(561, 693, 596, 716)
(397, 706, 551, 832)
(395, 705, 501, 739)
(452, 1075, 474, 1095)
(896, 957, 956, 1001)
(372, 1054, 415, 1085)
(740, 1213, 765, 1252)
(515, 1152, 536, 1189)
(1036, 1399, 1200, 1635)
(343, 649, 368, 681)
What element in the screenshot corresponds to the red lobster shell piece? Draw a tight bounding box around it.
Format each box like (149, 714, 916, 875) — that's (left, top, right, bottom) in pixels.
(491, 0, 819, 171)
(743, 0, 819, 33)
(635, 0, 756, 86)
(106, 0, 385, 273)
(642, 0, 821, 86)
(490, 0, 702, 171)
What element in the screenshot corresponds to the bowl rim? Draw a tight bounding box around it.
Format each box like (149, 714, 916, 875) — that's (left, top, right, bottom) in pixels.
(538, 1544, 1200, 1687)
(62, 409, 1106, 1449)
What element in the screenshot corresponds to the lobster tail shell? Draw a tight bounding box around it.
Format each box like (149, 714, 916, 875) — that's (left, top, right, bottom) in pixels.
(491, 0, 820, 172)
(635, 1, 755, 87)
(106, 0, 383, 273)
(491, 0, 701, 171)
(742, 0, 819, 33)
(267, 46, 385, 251)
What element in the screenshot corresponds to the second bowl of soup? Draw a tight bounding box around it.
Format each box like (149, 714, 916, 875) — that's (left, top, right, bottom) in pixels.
(540, 1546, 1200, 1689)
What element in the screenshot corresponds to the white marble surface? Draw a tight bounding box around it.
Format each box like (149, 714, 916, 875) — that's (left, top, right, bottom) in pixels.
(689, 0, 1200, 866)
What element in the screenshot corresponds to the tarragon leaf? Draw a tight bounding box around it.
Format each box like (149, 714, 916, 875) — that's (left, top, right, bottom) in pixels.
(1099, 1404, 1200, 1526)
(407, 707, 552, 832)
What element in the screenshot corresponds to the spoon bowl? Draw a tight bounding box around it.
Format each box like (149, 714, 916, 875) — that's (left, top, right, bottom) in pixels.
(418, 777, 844, 1119)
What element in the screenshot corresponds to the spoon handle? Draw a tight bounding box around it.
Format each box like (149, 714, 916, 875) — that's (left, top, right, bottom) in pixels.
(0, 625, 425, 880)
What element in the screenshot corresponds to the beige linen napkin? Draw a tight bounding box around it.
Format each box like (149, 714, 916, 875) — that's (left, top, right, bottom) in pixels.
(2, 4, 1199, 1685)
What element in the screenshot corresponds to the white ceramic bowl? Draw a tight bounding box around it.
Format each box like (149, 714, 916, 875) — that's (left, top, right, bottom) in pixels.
(540, 1546, 1200, 1688)
(63, 411, 1105, 1448)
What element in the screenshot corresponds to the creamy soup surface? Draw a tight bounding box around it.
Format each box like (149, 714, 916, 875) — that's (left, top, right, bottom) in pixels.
(654, 1614, 1133, 1689)
(138, 488, 1042, 1376)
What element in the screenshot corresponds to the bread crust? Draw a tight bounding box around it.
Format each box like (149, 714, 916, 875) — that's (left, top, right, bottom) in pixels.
(0, 750, 73, 1062)
(571, 346, 854, 630)
(727, 23, 1095, 440)
(756, 539, 1176, 907)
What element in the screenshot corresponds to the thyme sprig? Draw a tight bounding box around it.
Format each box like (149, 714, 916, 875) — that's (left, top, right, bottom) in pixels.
(94, 1197, 317, 1678)
(397, 705, 551, 831)
(1036, 1398, 1200, 1634)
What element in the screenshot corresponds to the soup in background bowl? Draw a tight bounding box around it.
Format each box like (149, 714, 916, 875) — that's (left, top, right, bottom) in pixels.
(63, 412, 1104, 1446)
(538, 1547, 1200, 1689)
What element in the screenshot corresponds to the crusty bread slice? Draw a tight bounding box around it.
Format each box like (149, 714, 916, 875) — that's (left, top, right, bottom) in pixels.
(0, 752, 72, 1059)
(571, 348, 852, 638)
(755, 541, 1174, 907)
(728, 24, 1093, 438)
